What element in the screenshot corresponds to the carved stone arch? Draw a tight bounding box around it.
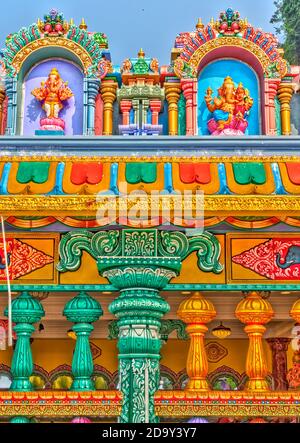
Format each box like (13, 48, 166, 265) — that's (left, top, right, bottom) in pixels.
(14, 39, 91, 79)
(189, 39, 270, 79)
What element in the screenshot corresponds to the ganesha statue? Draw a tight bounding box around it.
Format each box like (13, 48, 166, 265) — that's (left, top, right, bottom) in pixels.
(31, 68, 73, 133)
(205, 76, 253, 135)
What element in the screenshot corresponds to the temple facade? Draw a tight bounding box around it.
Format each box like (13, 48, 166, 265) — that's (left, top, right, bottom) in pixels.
(0, 8, 300, 423)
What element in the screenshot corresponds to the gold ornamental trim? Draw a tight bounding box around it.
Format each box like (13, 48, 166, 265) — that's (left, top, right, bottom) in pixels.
(1, 402, 299, 418)
(155, 404, 300, 417)
(0, 195, 299, 216)
(0, 404, 121, 417)
(1, 390, 300, 417)
(11, 37, 94, 74)
(1, 155, 300, 163)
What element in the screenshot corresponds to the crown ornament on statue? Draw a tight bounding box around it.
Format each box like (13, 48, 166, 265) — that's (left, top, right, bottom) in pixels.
(50, 68, 60, 76)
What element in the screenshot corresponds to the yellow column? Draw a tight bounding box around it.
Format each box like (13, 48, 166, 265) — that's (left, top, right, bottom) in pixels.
(100, 80, 118, 135)
(164, 83, 181, 135)
(277, 82, 294, 135)
(235, 291, 274, 391)
(177, 292, 216, 391)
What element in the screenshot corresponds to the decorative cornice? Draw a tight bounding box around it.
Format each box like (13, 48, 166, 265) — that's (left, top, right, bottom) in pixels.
(0, 195, 300, 216)
(117, 84, 164, 101)
(0, 282, 300, 292)
(1, 136, 300, 154)
(2, 154, 300, 162)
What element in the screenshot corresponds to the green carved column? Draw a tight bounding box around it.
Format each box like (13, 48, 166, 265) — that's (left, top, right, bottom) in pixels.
(57, 228, 223, 423)
(107, 271, 171, 423)
(63, 291, 103, 391)
(4, 291, 44, 391)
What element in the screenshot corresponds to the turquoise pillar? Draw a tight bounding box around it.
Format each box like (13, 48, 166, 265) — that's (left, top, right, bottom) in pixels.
(5, 77, 17, 135)
(108, 280, 171, 423)
(63, 291, 103, 391)
(4, 291, 44, 391)
(84, 78, 100, 135)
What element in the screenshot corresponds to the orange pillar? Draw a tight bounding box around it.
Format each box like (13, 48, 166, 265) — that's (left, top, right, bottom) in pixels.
(181, 79, 197, 135)
(149, 100, 161, 126)
(120, 100, 132, 126)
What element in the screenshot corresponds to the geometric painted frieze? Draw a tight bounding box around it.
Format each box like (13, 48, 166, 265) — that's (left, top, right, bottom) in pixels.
(232, 238, 300, 280)
(90, 342, 102, 360)
(205, 341, 228, 363)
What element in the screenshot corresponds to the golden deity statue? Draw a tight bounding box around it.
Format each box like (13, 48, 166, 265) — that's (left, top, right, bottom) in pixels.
(31, 68, 73, 131)
(205, 76, 253, 135)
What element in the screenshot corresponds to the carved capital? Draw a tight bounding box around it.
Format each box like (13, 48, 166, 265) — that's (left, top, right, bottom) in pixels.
(57, 229, 223, 277)
(164, 83, 181, 105)
(264, 78, 281, 104)
(120, 99, 132, 113)
(149, 99, 162, 113)
(181, 79, 196, 102)
(86, 78, 100, 104)
(267, 337, 291, 353)
(100, 81, 118, 106)
(277, 83, 294, 106)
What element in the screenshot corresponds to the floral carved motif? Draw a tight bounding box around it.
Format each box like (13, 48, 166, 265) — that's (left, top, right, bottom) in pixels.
(205, 341, 228, 363)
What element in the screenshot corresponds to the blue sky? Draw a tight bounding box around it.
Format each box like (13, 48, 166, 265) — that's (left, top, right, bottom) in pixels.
(1, 0, 277, 66)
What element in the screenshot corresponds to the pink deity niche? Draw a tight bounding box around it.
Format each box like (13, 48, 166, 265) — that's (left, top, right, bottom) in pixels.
(205, 76, 253, 135)
(31, 67, 73, 132)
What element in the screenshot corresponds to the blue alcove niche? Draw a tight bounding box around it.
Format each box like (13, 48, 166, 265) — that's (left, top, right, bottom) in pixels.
(197, 59, 261, 135)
